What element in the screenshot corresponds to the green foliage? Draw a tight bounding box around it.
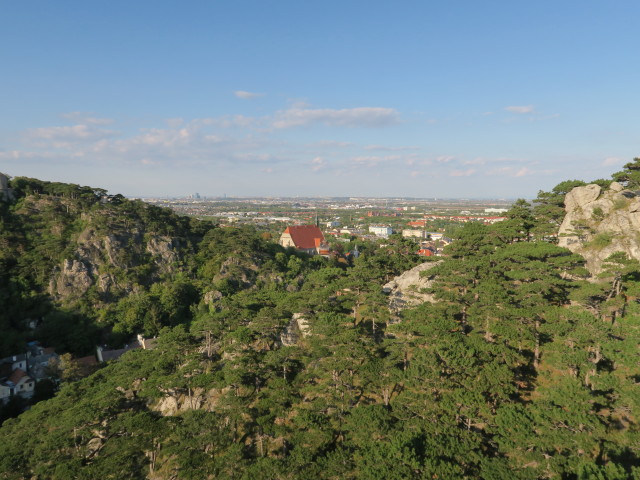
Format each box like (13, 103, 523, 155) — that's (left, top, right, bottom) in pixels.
(587, 231, 615, 249)
(592, 206, 605, 221)
(2, 175, 640, 478)
(612, 157, 640, 189)
(533, 179, 587, 240)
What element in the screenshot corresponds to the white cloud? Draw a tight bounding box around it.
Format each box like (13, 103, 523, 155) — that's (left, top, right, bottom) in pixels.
(603, 157, 623, 167)
(0, 150, 58, 160)
(234, 90, 264, 99)
(504, 105, 534, 114)
(450, 169, 476, 177)
(27, 124, 117, 142)
(436, 155, 455, 163)
(350, 155, 402, 168)
(272, 106, 400, 129)
(311, 157, 326, 172)
(515, 167, 534, 177)
(308, 140, 354, 148)
(364, 144, 418, 152)
(490, 166, 539, 177)
(463, 157, 487, 166)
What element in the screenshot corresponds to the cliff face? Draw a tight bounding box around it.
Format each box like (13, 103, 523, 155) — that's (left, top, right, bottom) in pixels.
(48, 226, 184, 302)
(0, 173, 14, 201)
(558, 181, 640, 275)
(5, 192, 189, 304)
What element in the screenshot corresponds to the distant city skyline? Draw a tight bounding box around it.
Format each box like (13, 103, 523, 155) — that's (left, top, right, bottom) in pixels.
(1, 1, 638, 198)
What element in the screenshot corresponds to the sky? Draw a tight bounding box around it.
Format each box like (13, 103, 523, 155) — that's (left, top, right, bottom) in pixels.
(1, 1, 639, 198)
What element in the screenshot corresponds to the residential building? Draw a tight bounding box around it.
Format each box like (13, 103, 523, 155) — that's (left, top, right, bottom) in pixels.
(369, 225, 393, 237)
(0, 354, 27, 373)
(279, 225, 329, 255)
(402, 229, 429, 239)
(7, 369, 35, 399)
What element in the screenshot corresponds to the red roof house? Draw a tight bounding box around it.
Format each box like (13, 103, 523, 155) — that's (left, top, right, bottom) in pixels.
(279, 225, 328, 255)
(7, 368, 35, 399)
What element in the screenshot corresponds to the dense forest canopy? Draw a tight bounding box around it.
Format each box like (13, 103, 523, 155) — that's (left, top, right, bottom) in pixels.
(1, 163, 640, 479)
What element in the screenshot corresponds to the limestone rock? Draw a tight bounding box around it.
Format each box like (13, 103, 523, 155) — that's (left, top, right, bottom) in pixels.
(203, 290, 223, 305)
(563, 184, 601, 212)
(0, 173, 14, 202)
(49, 259, 94, 298)
(383, 261, 441, 313)
(153, 387, 229, 416)
(49, 226, 183, 303)
(97, 273, 117, 293)
(558, 183, 640, 275)
(146, 236, 179, 273)
(610, 181, 624, 192)
(280, 313, 311, 346)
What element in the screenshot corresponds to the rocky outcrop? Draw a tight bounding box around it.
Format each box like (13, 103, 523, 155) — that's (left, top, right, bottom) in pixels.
(49, 226, 184, 301)
(146, 236, 179, 274)
(153, 387, 232, 416)
(215, 256, 259, 288)
(49, 259, 94, 299)
(558, 182, 640, 275)
(383, 261, 441, 313)
(280, 313, 311, 346)
(0, 173, 14, 202)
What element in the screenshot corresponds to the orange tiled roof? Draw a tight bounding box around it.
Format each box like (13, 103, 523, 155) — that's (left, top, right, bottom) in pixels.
(8, 368, 29, 384)
(284, 225, 325, 250)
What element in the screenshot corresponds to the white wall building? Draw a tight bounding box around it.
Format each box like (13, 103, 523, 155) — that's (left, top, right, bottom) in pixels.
(369, 225, 393, 237)
(402, 229, 428, 239)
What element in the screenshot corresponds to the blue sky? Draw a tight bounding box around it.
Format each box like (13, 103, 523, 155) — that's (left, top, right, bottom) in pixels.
(1, 1, 638, 198)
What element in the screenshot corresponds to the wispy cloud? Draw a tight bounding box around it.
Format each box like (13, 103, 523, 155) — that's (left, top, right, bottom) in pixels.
(307, 140, 354, 148)
(490, 166, 539, 177)
(234, 90, 264, 99)
(272, 106, 400, 129)
(436, 155, 455, 164)
(364, 144, 418, 152)
(0, 150, 59, 161)
(504, 105, 534, 114)
(450, 168, 477, 177)
(603, 157, 623, 167)
(27, 124, 118, 142)
(311, 157, 327, 172)
(514, 167, 534, 177)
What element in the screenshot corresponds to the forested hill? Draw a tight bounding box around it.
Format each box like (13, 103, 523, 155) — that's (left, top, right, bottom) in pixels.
(0, 175, 210, 357)
(1, 162, 640, 479)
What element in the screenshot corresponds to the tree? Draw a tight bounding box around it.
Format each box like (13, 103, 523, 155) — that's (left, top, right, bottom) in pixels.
(533, 179, 587, 240)
(612, 157, 640, 188)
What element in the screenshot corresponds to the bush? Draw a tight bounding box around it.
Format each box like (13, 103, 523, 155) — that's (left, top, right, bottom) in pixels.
(588, 232, 614, 249)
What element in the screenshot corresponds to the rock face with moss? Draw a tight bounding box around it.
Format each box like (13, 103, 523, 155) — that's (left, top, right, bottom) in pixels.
(558, 181, 640, 274)
(382, 260, 440, 312)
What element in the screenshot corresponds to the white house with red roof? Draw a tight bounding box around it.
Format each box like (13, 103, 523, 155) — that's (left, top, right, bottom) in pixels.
(8, 369, 35, 399)
(279, 225, 329, 255)
(0, 368, 35, 403)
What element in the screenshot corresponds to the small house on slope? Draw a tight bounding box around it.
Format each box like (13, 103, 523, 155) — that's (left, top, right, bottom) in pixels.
(279, 225, 329, 255)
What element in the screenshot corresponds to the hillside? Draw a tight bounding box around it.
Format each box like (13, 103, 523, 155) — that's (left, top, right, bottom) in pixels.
(1, 166, 640, 479)
(0, 175, 213, 357)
